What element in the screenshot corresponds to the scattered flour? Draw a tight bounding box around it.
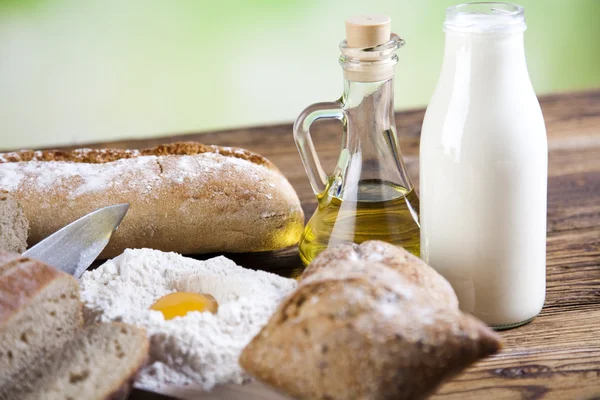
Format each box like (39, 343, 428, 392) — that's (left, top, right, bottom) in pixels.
(79, 248, 297, 391)
(0, 152, 274, 201)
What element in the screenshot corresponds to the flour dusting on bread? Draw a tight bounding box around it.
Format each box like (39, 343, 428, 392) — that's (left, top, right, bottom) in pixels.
(0, 152, 272, 200)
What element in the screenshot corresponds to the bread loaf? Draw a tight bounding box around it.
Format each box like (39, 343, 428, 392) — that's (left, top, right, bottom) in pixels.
(0, 191, 28, 253)
(0, 253, 82, 390)
(0, 142, 304, 258)
(240, 241, 502, 400)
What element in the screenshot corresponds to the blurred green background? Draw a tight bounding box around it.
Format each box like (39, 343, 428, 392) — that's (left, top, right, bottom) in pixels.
(1, 0, 599, 149)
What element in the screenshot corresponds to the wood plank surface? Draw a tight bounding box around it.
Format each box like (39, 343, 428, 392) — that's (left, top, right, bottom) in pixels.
(20, 89, 600, 399)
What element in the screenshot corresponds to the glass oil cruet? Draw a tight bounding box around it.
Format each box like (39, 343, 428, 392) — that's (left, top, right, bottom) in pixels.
(294, 15, 420, 266)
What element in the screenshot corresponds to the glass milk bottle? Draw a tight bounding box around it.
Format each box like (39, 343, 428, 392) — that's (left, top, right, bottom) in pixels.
(420, 3, 547, 329)
(294, 16, 420, 266)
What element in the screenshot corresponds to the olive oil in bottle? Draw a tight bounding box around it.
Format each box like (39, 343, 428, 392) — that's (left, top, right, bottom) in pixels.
(294, 15, 420, 267)
(299, 179, 420, 265)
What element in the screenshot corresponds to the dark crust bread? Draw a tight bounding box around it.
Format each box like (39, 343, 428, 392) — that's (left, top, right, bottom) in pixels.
(240, 241, 502, 400)
(0, 142, 275, 169)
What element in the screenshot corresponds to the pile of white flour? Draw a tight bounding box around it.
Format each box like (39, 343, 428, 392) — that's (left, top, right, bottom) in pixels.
(79, 248, 297, 391)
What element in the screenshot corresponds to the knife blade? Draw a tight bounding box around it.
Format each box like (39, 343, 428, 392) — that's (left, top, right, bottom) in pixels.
(22, 203, 129, 278)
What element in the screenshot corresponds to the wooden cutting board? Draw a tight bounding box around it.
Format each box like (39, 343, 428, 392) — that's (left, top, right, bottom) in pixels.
(43, 89, 600, 399)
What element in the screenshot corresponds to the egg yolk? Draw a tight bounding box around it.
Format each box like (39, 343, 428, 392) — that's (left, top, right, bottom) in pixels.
(150, 292, 218, 320)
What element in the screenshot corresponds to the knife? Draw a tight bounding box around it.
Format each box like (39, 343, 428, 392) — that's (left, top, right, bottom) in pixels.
(22, 203, 130, 278)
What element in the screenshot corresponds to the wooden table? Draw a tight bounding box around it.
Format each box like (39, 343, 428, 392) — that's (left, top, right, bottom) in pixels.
(53, 89, 600, 399)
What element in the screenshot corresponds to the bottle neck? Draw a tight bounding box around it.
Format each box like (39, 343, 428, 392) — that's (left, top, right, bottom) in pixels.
(331, 77, 414, 197)
(339, 33, 403, 83)
(342, 78, 396, 151)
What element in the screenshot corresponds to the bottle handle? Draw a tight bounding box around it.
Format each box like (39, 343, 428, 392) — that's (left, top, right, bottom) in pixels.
(293, 101, 345, 194)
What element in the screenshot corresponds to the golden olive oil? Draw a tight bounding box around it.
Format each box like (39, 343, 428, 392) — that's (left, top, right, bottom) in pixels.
(299, 179, 420, 266)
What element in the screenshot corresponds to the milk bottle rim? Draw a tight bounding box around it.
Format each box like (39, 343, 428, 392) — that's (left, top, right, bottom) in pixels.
(444, 2, 526, 34)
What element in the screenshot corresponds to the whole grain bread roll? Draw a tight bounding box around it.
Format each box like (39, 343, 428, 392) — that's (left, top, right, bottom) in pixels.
(0, 142, 304, 258)
(240, 241, 502, 400)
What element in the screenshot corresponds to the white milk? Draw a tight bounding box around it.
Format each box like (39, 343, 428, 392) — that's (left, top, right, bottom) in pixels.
(420, 3, 547, 328)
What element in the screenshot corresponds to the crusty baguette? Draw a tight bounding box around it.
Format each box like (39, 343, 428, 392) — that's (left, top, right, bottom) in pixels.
(0, 142, 304, 258)
(3, 322, 148, 400)
(240, 241, 502, 400)
(0, 191, 28, 253)
(0, 253, 82, 390)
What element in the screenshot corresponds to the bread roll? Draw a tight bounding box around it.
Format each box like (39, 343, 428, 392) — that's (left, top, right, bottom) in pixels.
(0, 142, 304, 258)
(0, 253, 82, 390)
(240, 241, 502, 400)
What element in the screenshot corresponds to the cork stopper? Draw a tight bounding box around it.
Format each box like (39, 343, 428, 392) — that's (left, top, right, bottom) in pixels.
(345, 15, 391, 48)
